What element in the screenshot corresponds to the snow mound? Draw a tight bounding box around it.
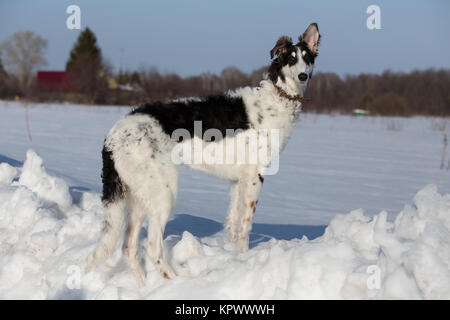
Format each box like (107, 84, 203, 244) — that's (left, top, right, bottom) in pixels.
(0, 150, 449, 299)
(18, 150, 72, 210)
(0, 162, 19, 185)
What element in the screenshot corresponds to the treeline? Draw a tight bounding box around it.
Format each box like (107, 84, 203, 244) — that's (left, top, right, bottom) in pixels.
(306, 69, 450, 116)
(4, 66, 449, 116)
(114, 67, 450, 116)
(2, 64, 449, 116)
(1, 29, 448, 116)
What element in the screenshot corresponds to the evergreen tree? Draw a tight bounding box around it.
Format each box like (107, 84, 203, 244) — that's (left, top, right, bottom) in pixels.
(65, 27, 108, 103)
(66, 27, 102, 71)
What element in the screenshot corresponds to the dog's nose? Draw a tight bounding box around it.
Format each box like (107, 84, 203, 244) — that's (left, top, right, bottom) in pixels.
(298, 73, 308, 82)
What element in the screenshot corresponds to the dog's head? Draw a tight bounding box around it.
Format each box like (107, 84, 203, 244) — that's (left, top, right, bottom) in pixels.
(268, 23, 320, 94)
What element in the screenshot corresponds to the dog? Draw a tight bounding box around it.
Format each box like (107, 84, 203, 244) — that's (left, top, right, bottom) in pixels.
(86, 23, 320, 285)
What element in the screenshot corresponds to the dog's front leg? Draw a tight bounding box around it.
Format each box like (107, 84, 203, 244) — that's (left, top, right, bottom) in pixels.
(225, 181, 241, 243)
(237, 168, 263, 252)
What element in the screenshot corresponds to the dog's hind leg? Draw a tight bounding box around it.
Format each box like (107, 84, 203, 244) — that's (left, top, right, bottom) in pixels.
(147, 210, 176, 279)
(143, 164, 178, 279)
(86, 198, 126, 272)
(86, 145, 127, 272)
(112, 138, 178, 280)
(123, 195, 146, 286)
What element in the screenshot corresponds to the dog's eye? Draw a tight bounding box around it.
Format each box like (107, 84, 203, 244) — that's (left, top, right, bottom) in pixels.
(302, 50, 306, 57)
(288, 55, 297, 65)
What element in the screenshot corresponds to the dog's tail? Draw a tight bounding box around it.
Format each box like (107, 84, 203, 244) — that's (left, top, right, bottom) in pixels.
(86, 144, 127, 272)
(100, 144, 127, 205)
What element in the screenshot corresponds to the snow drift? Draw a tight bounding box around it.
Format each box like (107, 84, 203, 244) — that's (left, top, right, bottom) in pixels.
(0, 150, 449, 299)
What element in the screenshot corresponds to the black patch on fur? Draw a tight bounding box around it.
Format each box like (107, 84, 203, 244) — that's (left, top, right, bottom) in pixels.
(268, 44, 298, 83)
(257, 112, 264, 124)
(296, 41, 317, 65)
(101, 144, 126, 205)
(258, 173, 264, 184)
(130, 95, 250, 141)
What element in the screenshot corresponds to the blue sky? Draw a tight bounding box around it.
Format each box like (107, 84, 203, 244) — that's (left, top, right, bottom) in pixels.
(0, 0, 449, 77)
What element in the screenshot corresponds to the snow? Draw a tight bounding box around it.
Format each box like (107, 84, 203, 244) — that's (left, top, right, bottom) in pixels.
(0, 162, 18, 185)
(1, 101, 449, 226)
(0, 100, 449, 299)
(0, 149, 448, 299)
(18, 150, 72, 210)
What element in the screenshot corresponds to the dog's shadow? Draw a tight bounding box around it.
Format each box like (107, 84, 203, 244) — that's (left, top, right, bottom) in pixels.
(0, 154, 23, 167)
(164, 214, 326, 248)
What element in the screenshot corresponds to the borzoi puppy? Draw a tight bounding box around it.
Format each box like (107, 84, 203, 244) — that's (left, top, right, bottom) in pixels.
(86, 23, 320, 285)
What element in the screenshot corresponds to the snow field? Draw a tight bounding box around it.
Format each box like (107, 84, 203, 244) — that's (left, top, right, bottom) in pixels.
(0, 150, 449, 299)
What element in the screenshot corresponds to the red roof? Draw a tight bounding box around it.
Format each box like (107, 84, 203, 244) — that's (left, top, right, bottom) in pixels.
(37, 71, 73, 91)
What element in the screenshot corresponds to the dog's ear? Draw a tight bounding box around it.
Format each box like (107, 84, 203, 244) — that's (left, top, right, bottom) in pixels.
(270, 36, 293, 59)
(299, 23, 320, 55)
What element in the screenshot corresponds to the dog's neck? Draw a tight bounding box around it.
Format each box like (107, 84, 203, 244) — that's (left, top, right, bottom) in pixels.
(233, 79, 306, 154)
(273, 84, 310, 104)
(274, 74, 306, 97)
(238, 79, 304, 126)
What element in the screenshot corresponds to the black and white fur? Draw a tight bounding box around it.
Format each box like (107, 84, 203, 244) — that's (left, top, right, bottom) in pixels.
(86, 23, 321, 285)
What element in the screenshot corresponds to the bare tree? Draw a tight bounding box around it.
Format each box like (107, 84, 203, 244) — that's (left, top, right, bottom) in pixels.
(0, 31, 48, 92)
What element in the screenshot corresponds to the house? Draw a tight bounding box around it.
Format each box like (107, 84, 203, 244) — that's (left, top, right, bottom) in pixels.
(352, 108, 370, 116)
(36, 71, 73, 91)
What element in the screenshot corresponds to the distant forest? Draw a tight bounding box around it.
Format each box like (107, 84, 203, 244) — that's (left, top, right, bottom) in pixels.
(1, 64, 449, 117)
(114, 67, 450, 116)
(1, 29, 448, 116)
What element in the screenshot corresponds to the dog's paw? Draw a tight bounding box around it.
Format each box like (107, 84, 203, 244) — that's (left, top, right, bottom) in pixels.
(85, 254, 95, 273)
(238, 237, 249, 253)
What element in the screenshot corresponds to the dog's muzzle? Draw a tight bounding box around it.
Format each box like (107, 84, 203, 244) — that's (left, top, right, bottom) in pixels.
(298, 73, 308, 82)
